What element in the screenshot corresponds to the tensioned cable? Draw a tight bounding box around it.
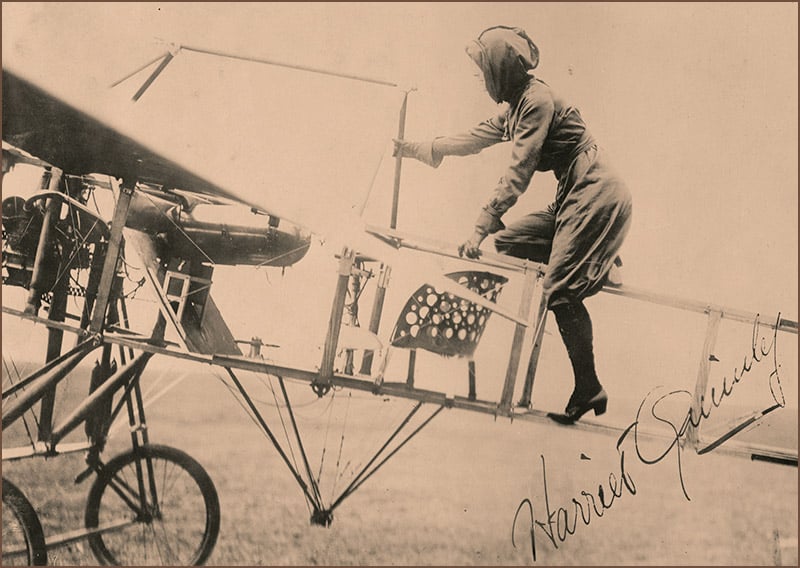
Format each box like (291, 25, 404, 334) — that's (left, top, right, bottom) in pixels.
(355, 142, 389, 218)
(221, 367, 319, 511)
(112, 44, 399, 103)
(343, 397, 415, 487)
(258, 373, 312, 505)
(251, 372, 329, 410)
(315, 388, 337, 486)
(277, 376, 324, 508)
(333, 404, 445, 508)
(180, 45, 398, 88)
(106, 371, 189, 439)
(2, 356, 38, 447)
(49, 217, 102, 293)
(110, 51, 173, 89)
(328, 402, 430, 512)
(329, 391, 352, 498)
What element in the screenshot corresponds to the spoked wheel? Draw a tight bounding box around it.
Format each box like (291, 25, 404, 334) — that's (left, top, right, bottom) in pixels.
(2, 478, 48, 566)
(84, 444, 220, 566)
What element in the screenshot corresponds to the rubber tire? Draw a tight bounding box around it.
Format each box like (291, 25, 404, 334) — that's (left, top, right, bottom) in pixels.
(84, 444, 220, 566)
(2, 478, 48, 565)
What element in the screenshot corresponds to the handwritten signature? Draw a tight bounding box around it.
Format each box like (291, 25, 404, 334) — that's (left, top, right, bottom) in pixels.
(513, 313, 785, 561)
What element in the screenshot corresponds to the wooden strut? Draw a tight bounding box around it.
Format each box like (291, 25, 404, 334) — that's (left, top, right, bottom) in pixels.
(4, 179, 797, 465)
(359, 263, 390, 375)
(24, 168, 63, 315)
(89, 183, 135, 333)
(37, 172, 71, 442)
(1, 340, 98, 430)
(517, 293, 549, 408)
(365, 224, 797, 333)
(499, 267, 541, 410)
(686, 309, 723, 447)
(49, 353, 153, 446)
(317, 248, 356, 391)
(390, 91, 410, 230)
(132, 52, 176, 101)
(100, 333, 799, 465)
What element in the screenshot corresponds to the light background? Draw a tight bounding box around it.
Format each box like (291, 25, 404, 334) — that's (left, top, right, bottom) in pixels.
(3, 1, 797, 317)
(2, 3, 798, 565)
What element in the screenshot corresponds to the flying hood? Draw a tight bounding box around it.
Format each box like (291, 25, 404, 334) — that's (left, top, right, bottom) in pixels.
(466, 26, 539, 103)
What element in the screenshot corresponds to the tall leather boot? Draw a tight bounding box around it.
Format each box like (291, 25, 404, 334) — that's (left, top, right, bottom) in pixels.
(549, 299, 607, 423)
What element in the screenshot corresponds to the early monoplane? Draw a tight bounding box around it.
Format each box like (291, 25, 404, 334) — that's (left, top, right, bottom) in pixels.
(2, 41, 797, 566)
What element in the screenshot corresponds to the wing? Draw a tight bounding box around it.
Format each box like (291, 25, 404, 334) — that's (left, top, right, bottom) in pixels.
(3, 68, 310, 267)
(3, 69, 239, 201)
(2, 68, 311, 356)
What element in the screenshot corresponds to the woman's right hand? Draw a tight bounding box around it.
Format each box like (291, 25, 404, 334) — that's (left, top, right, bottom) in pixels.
(392, 139, 439, 167)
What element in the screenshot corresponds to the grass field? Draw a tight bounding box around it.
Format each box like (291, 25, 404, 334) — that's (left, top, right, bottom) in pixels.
(2, 350, 797, 566)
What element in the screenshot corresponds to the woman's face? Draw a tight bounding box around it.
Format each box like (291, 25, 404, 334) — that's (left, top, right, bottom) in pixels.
(466, 28, 538, 104)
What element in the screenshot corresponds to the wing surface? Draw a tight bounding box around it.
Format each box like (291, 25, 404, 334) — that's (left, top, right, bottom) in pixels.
(3, 69, 243, 206)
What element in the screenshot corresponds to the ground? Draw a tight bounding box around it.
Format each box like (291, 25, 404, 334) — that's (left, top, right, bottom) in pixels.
(2, 353, 797, 565)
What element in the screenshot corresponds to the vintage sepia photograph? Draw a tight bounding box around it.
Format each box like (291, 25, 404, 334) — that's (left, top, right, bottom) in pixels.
(2, 2, 797, 565)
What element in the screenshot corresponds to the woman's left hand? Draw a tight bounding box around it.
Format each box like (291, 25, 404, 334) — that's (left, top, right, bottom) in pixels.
(458, 231, 487, 259)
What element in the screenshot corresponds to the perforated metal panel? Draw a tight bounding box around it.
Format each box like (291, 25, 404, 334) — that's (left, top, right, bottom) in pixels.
(390, 271, 508, 357)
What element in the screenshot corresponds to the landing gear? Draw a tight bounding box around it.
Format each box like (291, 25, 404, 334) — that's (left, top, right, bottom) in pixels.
(2, 478, 47, 566)
(84, 444, 220, 566)
(310, 508, 334, 527)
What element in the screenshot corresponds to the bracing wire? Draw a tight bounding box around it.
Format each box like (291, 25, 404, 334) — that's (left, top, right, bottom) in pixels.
(109, 51, 173, 89)
(315, 388, 336, 486)
(48, 216, 101, 293)
(262, 374, 304, 486)
(105, 371, 189, 439)
(180, 45, 398, 88)
(214, 368, 316, 515)
(2, 356, 38, 447)
(277, 376, 325, 507)
(329, 391, 352, 498)
(251, 372, 329, 411)
(355, 142, 389, 218)
(113, 42, 399, 104)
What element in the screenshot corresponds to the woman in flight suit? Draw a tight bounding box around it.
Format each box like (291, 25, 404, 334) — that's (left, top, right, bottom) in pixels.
(395, 25, 632, 423)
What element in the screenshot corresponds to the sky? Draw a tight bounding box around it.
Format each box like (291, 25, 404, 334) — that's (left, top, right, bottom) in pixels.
(2, 2, 797, 345)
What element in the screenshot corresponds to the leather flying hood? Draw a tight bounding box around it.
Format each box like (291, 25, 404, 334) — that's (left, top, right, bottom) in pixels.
(466, 26, 540, 103)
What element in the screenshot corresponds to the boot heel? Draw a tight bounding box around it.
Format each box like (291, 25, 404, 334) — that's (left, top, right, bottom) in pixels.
(593, 398, 607, 416)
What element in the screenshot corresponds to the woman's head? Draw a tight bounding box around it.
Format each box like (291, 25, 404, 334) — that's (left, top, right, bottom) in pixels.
(466, 26, 539, 103)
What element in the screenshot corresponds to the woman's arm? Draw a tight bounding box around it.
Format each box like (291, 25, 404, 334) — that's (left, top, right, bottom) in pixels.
(430, 111, 508, 165)
(475, 92, 554, 235)
(394, 109, 507, 167)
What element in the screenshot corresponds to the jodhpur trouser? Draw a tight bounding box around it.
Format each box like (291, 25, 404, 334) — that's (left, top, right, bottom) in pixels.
(493, 145, 632, 307)
(493, 145, 632, 400)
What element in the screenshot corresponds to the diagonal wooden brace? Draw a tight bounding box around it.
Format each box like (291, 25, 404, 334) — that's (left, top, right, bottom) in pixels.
(89, 183, 134, 333)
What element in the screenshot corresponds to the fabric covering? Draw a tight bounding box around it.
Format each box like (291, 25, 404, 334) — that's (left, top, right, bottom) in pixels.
(390, 271, 507, 357)
(430, 27, 632, 306)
